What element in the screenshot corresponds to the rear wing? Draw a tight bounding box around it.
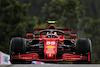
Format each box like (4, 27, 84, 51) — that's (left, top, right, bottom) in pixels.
(34, 29, 72, 34)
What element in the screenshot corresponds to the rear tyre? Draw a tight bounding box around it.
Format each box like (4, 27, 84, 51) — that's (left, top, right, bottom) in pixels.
(73, 38, 92, 64)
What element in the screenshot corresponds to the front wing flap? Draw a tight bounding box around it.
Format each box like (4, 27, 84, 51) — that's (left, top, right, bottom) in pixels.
(11, 53, 90, 62)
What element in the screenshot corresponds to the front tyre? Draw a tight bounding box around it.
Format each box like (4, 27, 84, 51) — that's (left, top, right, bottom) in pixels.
(10, 37, 26, 64)
(10, 37, 26, 54)
(73, 38, 92, 64)
(76, 38, 92, 54)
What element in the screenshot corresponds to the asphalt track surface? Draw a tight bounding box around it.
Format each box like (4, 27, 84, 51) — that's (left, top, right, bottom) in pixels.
(1, 64, 100, 67)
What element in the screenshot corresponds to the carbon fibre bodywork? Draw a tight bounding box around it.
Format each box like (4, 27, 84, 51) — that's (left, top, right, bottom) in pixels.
(10, 24, 91, 63)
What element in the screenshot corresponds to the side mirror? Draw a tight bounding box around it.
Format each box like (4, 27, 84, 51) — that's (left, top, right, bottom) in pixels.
(26, 33, 33, 39)
(70, 34, 77, 38)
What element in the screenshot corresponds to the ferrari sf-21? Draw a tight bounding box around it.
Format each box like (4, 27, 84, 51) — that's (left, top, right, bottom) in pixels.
(10, 21, 92, 64)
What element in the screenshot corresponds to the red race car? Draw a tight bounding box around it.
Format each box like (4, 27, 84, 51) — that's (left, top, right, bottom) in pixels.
(10, 21, 92, 64)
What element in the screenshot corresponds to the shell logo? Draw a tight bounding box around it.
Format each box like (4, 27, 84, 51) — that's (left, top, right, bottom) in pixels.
(47, 46, 55, 48)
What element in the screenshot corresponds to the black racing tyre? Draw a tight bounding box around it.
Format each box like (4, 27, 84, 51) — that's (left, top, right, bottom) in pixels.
(76, 38, 91, 54)
(10, 37, 26, 54)
(73, 38, 92, 64)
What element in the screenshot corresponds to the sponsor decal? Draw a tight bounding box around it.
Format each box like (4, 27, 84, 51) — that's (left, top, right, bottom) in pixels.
(46, 51, 54, 53)
(47, 46, 55, 48)
(4, 56, 8, 63)
(22, 57, 32, 59)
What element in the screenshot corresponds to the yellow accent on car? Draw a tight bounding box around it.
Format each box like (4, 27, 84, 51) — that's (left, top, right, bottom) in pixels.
(68, 57, 71, 59)
(47, 21, 56, 24)
(47, 46, 55, 48)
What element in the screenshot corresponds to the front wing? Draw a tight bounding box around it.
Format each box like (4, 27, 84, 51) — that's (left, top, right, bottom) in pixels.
(10, 53, 90, 62)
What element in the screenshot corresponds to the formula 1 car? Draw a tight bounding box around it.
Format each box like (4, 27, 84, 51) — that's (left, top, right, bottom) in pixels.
(10, 21, 92, 64)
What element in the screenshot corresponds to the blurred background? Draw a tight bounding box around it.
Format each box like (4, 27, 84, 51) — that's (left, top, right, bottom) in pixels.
(0, 0, 100, 63)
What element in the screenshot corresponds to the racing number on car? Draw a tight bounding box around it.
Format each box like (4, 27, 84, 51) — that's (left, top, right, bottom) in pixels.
(46, 41, 55, 45)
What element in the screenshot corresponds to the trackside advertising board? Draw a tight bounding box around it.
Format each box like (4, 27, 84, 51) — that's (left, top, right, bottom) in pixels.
(0, 51, 11, 64)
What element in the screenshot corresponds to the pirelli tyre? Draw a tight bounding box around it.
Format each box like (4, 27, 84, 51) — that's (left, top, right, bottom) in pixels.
(76, 38, 92, 54)
(73, 38, 92, 64)
(10, 37, 26, 54)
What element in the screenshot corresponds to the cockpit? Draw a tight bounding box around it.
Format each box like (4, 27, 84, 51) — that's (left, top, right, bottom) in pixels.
(39, 30, 64, 39)
(46, 32, 58, 38)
